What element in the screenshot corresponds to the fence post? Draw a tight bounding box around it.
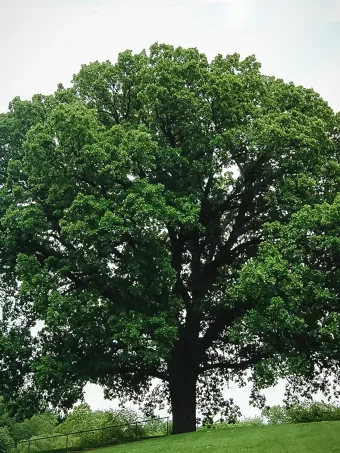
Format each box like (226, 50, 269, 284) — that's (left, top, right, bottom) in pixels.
(101, 428, 104, 447)
(166, 417, 169, 436)
(135, 422, 138, 438)
(66, 434, 69, 453)
(27, 440, 31, 453)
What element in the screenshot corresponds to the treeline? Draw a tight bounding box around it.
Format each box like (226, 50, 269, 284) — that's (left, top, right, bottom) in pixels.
(0, 402, 168, 453)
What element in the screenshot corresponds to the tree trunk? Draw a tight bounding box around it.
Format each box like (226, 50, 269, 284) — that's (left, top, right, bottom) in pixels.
(169, 369, 197, 434)
(168, 308, 201, 434)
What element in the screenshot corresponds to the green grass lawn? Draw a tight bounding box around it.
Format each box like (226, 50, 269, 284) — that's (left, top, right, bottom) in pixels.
(93, 421, 340, 453)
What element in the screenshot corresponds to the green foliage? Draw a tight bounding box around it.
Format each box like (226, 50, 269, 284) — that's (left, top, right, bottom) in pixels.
(262, 402, 340, 425)
(0, 43, 339, 433)
(0, 427, 14, 453)
(140, 419, 170, 437)
(53, 404, 142, 448)
(239, 416, 264, 427)
(0, 399, 15, 433)
(287, 402, 340, 424)
(261, 405, 290, 425)
(12, 405, 167, 453)
(200, 398, 241, 426)
(236, 195, 340, 400)
(11, 413, 58, 443)
(15, 436, 66, 453)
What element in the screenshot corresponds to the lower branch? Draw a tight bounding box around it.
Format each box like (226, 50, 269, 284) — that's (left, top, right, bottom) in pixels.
(199, 352, 272, 373)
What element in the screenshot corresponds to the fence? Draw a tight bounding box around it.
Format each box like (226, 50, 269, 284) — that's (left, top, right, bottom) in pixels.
(16, 417, 170, 453)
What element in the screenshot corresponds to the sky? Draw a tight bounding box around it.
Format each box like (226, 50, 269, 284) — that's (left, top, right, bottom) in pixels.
(0, 0, 339, 417)
(0, 0, 340, 113)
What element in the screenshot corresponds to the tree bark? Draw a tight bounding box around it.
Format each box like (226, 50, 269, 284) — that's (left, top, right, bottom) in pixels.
(168, 306, 201, 434)
(169, 368, 197, 434)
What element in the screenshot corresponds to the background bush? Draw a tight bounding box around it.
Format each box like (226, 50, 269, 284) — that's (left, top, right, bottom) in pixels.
(12, 404, 168, 453)
(54, 404, 144, 448)
(262, 405, 290, 425)
(0, 427, 14, 453)
(262, 401, 340, 425)
(12, 414, 58, 444)
(287, 401, 340, 424)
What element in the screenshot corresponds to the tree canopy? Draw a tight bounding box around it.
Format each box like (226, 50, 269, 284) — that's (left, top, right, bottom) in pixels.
(0, 43, 339, 434)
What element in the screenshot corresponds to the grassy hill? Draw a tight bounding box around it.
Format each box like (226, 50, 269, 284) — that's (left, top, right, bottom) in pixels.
(93, 421, 340, 453)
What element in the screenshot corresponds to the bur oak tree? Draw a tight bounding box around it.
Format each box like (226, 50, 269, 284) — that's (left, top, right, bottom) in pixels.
(0, 44, 339, 433)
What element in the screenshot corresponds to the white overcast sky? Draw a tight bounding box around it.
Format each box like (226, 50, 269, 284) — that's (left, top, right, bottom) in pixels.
(0, 0, 339, 417)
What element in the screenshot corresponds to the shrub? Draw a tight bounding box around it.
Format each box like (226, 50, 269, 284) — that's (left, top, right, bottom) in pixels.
(13, 405, 167, 453)
(0, 427, 14, 453)
(262, 401, 340, 425)
(240, 416, 264, 426)
(16, 435, 67, 453)
(138, 418, 170, 437)
(54, 405, 144, 448)
(287, 401, 340, 424)
(262, 405, 290, 425)
(12, 413, 58, 443)
(0, 399, 15, 434)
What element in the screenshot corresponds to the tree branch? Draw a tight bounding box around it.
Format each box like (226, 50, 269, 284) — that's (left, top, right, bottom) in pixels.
(167, 225, 191, 306)
(199, 353, 268, 373)
(199, 301, 253, 354)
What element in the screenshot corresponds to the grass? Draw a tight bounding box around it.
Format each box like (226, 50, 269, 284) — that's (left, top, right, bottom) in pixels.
(92, 421, 340, 453)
